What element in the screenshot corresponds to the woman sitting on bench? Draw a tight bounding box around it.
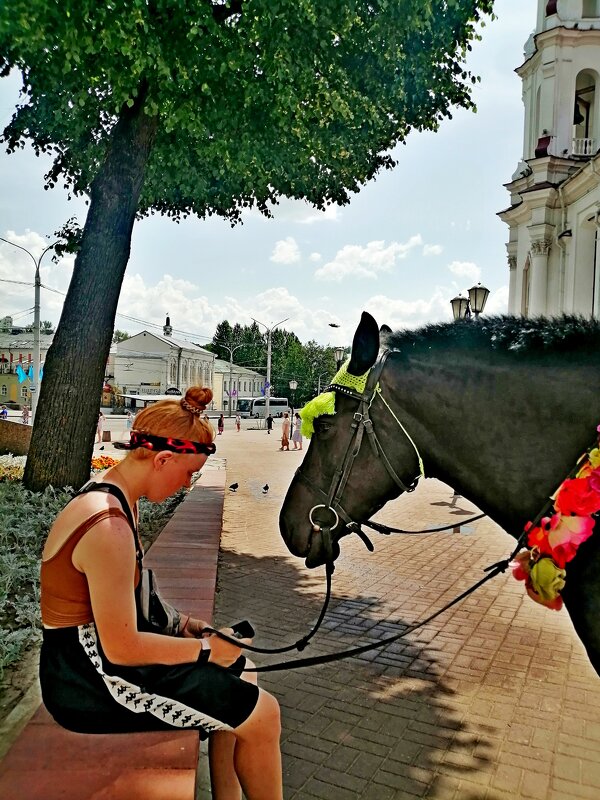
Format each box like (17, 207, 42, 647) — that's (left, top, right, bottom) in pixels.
(40, 386, 282, 800)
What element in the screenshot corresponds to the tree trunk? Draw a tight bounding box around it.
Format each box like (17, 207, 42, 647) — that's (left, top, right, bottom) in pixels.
(24, 93, 158, 491)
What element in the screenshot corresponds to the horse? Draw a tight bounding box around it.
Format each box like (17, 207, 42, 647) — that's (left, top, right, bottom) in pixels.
(279, 311, 600, 676)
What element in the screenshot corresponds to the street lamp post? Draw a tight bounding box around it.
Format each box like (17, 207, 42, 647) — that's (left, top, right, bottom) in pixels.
(0, 236, 57, 421)
(450, 282, 490, 320)
(288, 378, 297, 435)
(214, 340, 247, 416)
(334, 346, 346, 371)
(251, 317, 289, 419)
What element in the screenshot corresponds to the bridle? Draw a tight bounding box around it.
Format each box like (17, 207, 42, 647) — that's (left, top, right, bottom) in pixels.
(294, 350, 424, 564)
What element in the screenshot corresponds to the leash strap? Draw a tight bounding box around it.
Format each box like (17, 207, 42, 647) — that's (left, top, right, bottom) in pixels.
(202, 562, 334, 654)
(243, 558, 510, 673)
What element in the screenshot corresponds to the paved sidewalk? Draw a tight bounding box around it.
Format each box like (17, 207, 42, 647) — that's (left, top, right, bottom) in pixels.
(208, 422, 600, 800)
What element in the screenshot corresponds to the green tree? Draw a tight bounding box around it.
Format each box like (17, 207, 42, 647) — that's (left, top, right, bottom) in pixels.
(1, 0, 494, 490)
(112, 329, 130, 344)
(41, 320, 55, 335)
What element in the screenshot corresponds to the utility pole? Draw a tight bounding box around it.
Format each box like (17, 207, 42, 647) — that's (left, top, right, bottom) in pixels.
(251, 317, 289, 419)
(214, 340, 247, 416)
(0, 237, 57, 422)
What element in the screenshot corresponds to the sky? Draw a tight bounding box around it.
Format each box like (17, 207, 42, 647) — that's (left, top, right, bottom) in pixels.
(0, 0, 535, 351)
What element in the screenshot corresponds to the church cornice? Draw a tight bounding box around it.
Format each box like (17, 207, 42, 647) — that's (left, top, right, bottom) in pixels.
(517, 26, 600, 78)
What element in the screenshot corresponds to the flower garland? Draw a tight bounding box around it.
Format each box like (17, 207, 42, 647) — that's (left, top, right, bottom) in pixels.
(511, 428, 600, 610)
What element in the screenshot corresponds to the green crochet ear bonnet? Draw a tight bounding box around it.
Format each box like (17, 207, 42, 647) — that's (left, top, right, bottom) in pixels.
(299, 361, 370, 439)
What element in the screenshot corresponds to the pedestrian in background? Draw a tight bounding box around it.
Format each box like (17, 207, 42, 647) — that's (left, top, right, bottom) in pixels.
(235, 414, 241, 432)
(292, 413, 302, 450)
(125, 411, 133, 431)
(266, 414, 273, 435)
(218, 414, 224, 435)
(279, 412, 290, 451)
(0, 405, 8, 420)
(21, 406, 30, 425)
(96, 411, 105, 443)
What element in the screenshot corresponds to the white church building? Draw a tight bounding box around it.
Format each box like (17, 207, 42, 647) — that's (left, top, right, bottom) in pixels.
(499, 0, 600, 317)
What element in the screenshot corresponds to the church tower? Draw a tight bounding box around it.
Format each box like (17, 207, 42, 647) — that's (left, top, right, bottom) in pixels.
(499, 0, 600, 317)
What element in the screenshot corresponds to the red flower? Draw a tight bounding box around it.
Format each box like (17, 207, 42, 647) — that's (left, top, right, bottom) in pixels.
(555, 478, 600, 516)
(589, 467, 600, 494)
(526, 518, 553, 555)
(546, 513, 596, 567)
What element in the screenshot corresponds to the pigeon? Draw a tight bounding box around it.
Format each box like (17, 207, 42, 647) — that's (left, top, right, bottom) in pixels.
(262, 484, 269, 494)
(229, 483, 239, 492)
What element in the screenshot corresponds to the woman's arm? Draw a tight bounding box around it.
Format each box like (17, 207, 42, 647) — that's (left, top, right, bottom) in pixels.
(74, 518, 242, 667)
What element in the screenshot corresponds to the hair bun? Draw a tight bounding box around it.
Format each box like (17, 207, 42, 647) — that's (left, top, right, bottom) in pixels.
(181, 386, 213, 416)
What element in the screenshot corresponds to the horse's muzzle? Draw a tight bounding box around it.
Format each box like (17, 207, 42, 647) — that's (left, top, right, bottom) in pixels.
(305, 528, 341, 569)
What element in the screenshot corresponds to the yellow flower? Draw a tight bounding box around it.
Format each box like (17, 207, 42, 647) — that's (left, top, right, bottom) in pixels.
(529, 558, 566, 603)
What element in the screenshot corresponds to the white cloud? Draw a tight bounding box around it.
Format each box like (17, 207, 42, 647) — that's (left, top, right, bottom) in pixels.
(309, 252, 322, 262)
(270, 237, 301, 264)
(364, 288, 452, 330)
(423, 244, 443, 256)
(484, 285, 509, 315)
(314, 236, 423, 282)
(298, 204, 341, 225)
(448, 260, 481, 283)
(242, 198, 341, 225)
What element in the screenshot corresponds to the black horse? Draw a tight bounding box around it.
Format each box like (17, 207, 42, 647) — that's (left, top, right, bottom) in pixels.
(279, 312, 600, 675)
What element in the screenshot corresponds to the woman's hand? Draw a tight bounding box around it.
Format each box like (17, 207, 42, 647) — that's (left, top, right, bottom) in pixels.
(207, 627, 252, 668)
(180, 616, 210, 638)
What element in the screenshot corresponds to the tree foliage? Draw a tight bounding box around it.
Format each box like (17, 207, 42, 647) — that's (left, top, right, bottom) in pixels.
(208, 319, 339, 405)
(112, 329, 130, 344)
(0, 0, 494, 489)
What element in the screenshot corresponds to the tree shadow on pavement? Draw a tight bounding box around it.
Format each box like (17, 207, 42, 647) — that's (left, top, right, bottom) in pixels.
(213, 548, 503, 800)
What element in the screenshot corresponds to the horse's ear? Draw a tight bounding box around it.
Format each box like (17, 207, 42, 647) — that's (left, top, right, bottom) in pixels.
(347, 312, 379, 375)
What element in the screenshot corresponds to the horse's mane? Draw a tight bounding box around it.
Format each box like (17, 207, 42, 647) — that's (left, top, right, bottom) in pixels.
(386, 315, 600, 359)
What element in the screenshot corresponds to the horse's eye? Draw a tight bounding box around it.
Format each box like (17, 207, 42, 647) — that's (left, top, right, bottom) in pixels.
(314, 419, 333, 437)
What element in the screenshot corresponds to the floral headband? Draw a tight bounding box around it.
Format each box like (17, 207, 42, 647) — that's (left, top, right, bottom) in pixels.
(114, 431, 216, 455)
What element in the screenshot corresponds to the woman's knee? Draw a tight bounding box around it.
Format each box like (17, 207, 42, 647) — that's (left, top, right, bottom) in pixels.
(241, 658, 258, 685)
(235, 689, 280, 740)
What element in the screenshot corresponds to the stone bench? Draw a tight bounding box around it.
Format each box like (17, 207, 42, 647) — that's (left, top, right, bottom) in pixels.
(0, 467, 225, 799)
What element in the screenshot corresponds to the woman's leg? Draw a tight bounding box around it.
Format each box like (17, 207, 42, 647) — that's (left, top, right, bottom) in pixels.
(208, 659, 259, 800)
(209, 733, 241, 800)
(232, 689, 282, 800)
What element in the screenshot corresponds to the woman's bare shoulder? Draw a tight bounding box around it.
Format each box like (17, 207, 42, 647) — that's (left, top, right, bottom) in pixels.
(42, 490, 130, 561)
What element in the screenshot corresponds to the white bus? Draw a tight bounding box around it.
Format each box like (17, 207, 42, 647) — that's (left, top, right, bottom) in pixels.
(236, 397, 290, 418)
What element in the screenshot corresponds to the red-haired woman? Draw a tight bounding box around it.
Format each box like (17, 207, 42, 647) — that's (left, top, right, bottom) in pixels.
(39, 387, 282, 800)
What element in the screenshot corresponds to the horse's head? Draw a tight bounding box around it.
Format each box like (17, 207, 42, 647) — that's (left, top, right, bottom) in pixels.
(279, 311, 422, 568)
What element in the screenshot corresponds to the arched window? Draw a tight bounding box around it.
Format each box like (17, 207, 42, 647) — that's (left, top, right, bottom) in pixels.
(573, 70, 598, 156)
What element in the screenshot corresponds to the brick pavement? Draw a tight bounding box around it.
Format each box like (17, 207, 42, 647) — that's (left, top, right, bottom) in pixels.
(208, 419, 600, 800)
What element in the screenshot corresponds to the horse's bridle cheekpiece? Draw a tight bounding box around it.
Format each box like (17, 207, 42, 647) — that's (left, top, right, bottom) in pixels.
(296, 351, 425, 565)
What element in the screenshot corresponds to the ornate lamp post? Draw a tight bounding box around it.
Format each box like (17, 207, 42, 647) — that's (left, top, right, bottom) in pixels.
(450, 282, 490, 320)
(289, 378, 297, 434)
(334, 346, 346, 371)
